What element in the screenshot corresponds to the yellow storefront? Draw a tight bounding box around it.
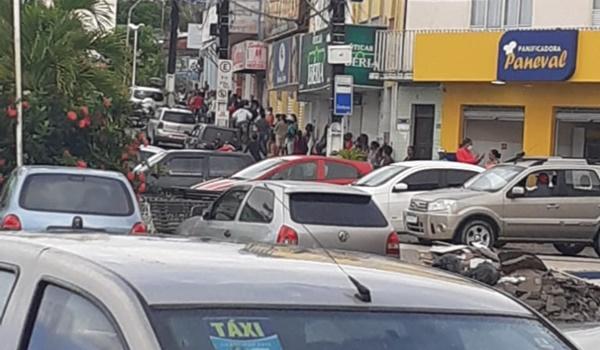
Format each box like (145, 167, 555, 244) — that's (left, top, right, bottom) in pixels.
(414, 30, 600, 158)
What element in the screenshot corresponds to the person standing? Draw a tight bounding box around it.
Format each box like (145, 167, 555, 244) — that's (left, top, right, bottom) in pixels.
(380, 145, 394, 167)
(485, 149, 502, 169)
(254, 114, 271, 156)
(285, 115, 298, 156)
(343, 133, 354, 150)
(267, 133, 278, 158)
(404, 146, 415, 161)
(265, 107, 275, 127)
(293, 130, 308, 155)
(304, 123, 316, 155)
(244, 134, 264, 162)
(274, 115, 288, 155)
(456, 138, 484, 165)
(368, 141, 381, 167)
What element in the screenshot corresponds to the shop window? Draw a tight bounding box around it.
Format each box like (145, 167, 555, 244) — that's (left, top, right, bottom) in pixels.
(471, 0, 532, 28)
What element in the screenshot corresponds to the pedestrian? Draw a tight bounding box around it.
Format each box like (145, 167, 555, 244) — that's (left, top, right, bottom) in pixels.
(232, 100, 252, 140)
(274, 114, 288, 155)
(254, 114, 270, 156)
(315, 124, 329, 155)
(285, 114, 298, 156)
(404, 145, 415, 161)
(380, 145, 395, 167)
(189, 92, 204, 117)
(267, 133, 278, 158)
(456, 138, 484, 165)
(293, 130, 308, 155)
(265, 107, 275, 127)
(304, 123, 316, 155)
(355, 134, 369, 153)
(368, 141, 381, 167)
(485, 149, 502, 169)
(244, 134, 264, 162)
(437, 148, 448, 161)
(343, 132, 354, 150)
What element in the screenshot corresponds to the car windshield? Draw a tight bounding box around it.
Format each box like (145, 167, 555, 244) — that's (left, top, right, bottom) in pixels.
(231, 158, 287, 180)
(465, 165, 525, 192)
(133, 89, 164, 101)
(354, 165, 408, 187)
(163, 111, 196, 124)
(151, 309, 571, 350)
(290, 193, 388, 227)
(20, 174, 133, 216)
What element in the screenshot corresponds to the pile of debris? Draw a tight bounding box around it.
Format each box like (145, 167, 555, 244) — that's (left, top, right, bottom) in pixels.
(424, 244, 600, 323)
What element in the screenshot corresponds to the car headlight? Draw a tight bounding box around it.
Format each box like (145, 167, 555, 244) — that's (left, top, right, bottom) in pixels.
(428, 199, 457, 212)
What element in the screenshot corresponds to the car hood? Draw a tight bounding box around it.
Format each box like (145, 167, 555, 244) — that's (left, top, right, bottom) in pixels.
(411, 188, 486, 202)
(192, 178, 242, 192)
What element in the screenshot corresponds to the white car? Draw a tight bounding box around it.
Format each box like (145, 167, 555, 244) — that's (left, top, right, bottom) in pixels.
(353, 161, 483, 233)
(130, 86, 165, 106)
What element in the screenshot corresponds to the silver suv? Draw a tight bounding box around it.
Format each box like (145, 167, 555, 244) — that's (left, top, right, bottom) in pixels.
(147, 107, 197, 146)
(405, 158, 600, 256)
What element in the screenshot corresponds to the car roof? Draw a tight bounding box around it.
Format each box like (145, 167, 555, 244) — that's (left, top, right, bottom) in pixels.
(256, 181, 372, 195)
(0, 233, 531, 316)
(389, 161, 484, 171)
(162, 149, 250, 157)
(278, 155, 364, 163)
(132, 86, 162, 92)
(158, 107, 191, 113)
(17, 166, 127, 180)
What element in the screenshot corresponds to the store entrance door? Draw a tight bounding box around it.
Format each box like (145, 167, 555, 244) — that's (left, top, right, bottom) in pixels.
(463, 107, 524, 161)
(555, 109, 600, 161)
(412, 105, 435, 160)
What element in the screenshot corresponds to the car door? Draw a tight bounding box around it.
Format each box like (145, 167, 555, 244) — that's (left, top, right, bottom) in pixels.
(201, 187, 250, 240)
(388, 169, 443, 232)
(159, 155, 207, 188)
(555, 169, 600, 240)
(269, 161, 318, 181)
(322, 160, 360, 185)
(230, 187, 279, 243)
(503, 170, 563, 240)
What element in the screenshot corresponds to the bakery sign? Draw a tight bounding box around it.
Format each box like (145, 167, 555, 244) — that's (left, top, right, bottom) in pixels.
(231, 41, 268, 72)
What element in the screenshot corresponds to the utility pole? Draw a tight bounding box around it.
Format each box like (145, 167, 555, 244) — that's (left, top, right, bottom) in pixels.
(166, 0, 180, 106)
(330, 0, 346, 123)
(216, 0, 230, 60)
(13, 0, 23, 167)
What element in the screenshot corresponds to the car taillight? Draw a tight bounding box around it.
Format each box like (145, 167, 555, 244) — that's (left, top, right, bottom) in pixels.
(386, 232, 400, 258)
(1, 214, 22, 231)
(130, 222, 147, 235)
(276, 225, 298, 245)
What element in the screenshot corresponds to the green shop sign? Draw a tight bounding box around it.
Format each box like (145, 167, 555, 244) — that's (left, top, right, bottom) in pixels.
(344, 25, 383, 87)
(299, 30, 331, 91)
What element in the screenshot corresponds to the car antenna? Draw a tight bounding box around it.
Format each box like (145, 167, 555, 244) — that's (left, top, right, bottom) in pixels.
(262, 183, 372, 303)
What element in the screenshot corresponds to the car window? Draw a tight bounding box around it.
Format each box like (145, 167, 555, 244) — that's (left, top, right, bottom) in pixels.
(134, 89, 163, 101)
(565, 170, 600, 197)
(445, 169, 479, 187)
(0, 269, 16, 322)
(20, 174, 133, 216)
(465, 165, 524, 192)
(209, 156, 252, 178)
(324, 162, 359, 179)
(271, 162, 317, 181)
(162, 111, 196, 124)
(354, 166, 408, 187)
(515, 170, 559, 198)
(232, 158, 287, 180)
(239, 188, 275, 223)
(26, 284, 126, 350)
(210, 188, 250, 221)
(167, 157, 205, 175)
(290, 193, 387, 227)
(402, 170, 441, 191)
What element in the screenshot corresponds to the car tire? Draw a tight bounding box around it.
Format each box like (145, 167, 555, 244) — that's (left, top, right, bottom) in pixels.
(458, 219, 496, 248)
(553, 243, 586, 256)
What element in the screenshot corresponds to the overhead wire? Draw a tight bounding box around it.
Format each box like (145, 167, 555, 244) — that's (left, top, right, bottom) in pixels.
(229, 0, 331, 25)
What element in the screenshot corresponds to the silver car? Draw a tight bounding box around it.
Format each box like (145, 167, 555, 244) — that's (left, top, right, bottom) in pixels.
(0, 166, 145, 234)
(178, 181, 400, 258)
(147, 107, 197, 146)
(0, 233, 578, 349)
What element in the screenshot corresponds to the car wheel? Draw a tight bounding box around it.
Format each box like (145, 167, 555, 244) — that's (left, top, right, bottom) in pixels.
(458, 219, 495, 248)
(553, 243, 586, 256)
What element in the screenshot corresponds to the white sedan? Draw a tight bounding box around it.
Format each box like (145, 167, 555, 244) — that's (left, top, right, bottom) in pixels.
(353, 161, 484, 233)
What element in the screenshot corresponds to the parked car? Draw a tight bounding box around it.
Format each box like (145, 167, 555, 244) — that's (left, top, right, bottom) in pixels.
(564, 324, 599, 350)
(191, 156, 373, 193)
(184, 124, 241, 150)
(130, 86, 165, 106)
(139, 145, 165, 163)
(0, 166, 145, 234)
(354, 161, 483, 233)
(135, 149, 254, 190)
(179, 181, 399, 258)
(404, 158, 600, 256)
(0, 233, 578, 349)
(147, 107, 197, 146)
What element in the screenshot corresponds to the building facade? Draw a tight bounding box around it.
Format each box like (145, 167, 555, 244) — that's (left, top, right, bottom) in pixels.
(373, 0, 600, 161)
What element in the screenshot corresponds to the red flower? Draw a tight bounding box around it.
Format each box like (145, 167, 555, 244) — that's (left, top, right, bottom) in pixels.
(83, 116, 91, 127)
(22, 101, 30, 111)
(80, 106, 89, 117)
(78, 119, 87, 128)
(126, 171, 135, 182)
(137, 172, 146, 183)
(67, 111, 77, 121)
(6, 107, 17, 119)
(138, 182, 147, 193)
(76, 160, 87, 168)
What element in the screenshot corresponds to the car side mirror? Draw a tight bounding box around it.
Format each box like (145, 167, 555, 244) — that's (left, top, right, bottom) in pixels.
(509, 186, 526, 198)
(202, 209, 211, 220)
(392, 183, 409, 193)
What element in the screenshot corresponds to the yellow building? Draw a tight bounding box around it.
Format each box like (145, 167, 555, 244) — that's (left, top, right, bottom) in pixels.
(414, 30, 600, 160)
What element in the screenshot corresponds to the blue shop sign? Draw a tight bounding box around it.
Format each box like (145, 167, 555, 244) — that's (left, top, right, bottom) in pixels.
(497, 30, 578, 82)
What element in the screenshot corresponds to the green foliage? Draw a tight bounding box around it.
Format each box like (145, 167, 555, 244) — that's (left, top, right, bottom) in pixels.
(0, 0, 138, 180)
(337, 148, 368, 161)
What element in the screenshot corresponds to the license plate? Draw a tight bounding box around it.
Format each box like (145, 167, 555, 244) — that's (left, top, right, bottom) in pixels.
(406, 214, 418, 224)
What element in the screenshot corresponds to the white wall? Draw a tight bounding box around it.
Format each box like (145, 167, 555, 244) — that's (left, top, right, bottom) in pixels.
(533, 0, 593, 27)
(347, 91, 381, 142)
(407, 0, 471, 30)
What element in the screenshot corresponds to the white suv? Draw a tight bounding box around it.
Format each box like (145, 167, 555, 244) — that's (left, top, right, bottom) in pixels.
(354, 161, 483, 233)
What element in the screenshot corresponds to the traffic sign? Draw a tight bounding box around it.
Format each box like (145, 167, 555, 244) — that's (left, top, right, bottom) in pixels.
(216, 59, 233, 104)
(334, 75, 353, 116)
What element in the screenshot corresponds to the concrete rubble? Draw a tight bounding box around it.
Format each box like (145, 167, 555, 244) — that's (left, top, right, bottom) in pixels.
(416, 243, 600, 323)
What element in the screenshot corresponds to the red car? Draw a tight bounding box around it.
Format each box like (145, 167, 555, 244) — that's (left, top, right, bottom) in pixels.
(191, 156, 373, 192)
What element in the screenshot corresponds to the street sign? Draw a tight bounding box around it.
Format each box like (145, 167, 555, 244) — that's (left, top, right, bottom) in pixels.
(215, 59, 233, 126)
(187, 23, 203, 49)
(328, 45, 353, 65)
(334, 75, 353, 116)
